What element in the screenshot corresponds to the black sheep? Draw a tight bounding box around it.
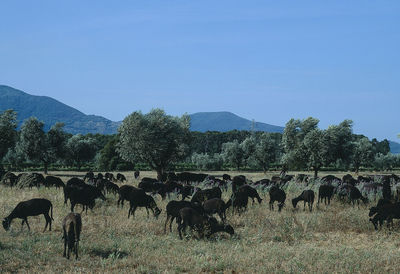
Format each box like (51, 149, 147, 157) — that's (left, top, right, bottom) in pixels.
(45, 176, 65, 189)
(62, 213, 82, 260)
(226, 191, 248, 214)
(237, 185, 262, 204)
(349, 185, 368, 206)
(127, 188, 162, 218)
(65, 184, 106, 213)
(203, 198, 228, 222)
(191, 187, 222, 204)
(116, 173, 127, 182)
(118, 185, 138, 208)
(177, 207, 234, 239)
(134, 170, 140, 179)
(164, 200, 204, 233)
(318, 185, 335, 205)
(269, 186, 286, 212)
(2, 198, 53, 232)
(369, 202, 400, 230)
(292, 190, 315, 212)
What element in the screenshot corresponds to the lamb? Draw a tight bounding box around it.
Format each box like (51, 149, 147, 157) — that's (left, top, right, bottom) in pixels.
(318, 185, 335, 205)
(269, 186, 286, 212)
(177, 207, 234, 239)
(62, 213, 82, 260)
(292, 190, 315, 212)
(127, 188, 162, 218)
(237, 185, 262, 204)
(164, 200, 204, 233)
(2, 198, 53, 232)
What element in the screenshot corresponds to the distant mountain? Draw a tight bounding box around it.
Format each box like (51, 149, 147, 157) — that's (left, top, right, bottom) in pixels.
(389, 141, 400, 154)
(0, 85, 119, 134)
(189, 111, 284, 133)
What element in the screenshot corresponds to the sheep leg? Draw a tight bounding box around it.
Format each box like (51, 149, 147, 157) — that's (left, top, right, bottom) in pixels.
(24, 218, 31, 231)
(75, 241, 79, 260)
(303, 201, 306, 211)
(178, 223, 185, 240)
(164, 215, 170, 233)
(44, 213, 52, 231)
(170, 217, 175, 232)
(145, 207, 150, 217)
(63, 231, 67, 257)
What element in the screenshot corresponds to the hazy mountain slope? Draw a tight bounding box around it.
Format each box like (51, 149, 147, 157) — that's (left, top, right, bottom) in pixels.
(189, 111, 284, 133)
(0, 85, 119, 134)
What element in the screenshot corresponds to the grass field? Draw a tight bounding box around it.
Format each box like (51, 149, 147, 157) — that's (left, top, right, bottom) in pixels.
(1, 171, 400, 273)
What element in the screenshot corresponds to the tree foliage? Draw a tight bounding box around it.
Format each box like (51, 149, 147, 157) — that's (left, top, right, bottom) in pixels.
(0, 110, 17, 168)
(117, 109, 191, 179)
(65, 134, 97, 170)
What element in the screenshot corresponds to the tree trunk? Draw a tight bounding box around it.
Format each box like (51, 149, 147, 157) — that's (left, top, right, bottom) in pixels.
(156, 167, 164, 182)
(314, 167, 318, 178)
(44, 162, 48, 175)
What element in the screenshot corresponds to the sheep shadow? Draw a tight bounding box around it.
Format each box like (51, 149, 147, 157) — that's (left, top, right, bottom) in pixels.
(89, 248, 129, 259)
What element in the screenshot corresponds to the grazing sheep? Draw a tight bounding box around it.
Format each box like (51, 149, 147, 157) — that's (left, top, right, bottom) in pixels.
(232, 175, 246, 193)
(349, 185, 368, 206)
(237, 185, 262, 204)
(104, 180, 119, 195)
(44, 176, 65, 189)
(134, 170, 140, 179)
(318, 185, 335, 205)
(2, 198, 53, 232)
(177, 207, 234, 239)
(116, 173, 127, 182)
(118, 185, 138, 208)
(369, 202, 400, 230)
(0, 172, 18, 187)
(203, 198, 228, 222)
(66, 177, 86, 188)
(292, 190, 315, 212)
(369, 198, 392, 218)
(269, 186, 286, 212)
(191, 187, 222, 204)
(83, 172, 94, 182)
(164, 200, 204, 233)
(62, 213, 82, 260)
(222, 174, 231, 181)
(65, 184, 106, 213)
(226, 191, 249, 214)
(105, 172, 114, 181)
(127, 188, 162, 218)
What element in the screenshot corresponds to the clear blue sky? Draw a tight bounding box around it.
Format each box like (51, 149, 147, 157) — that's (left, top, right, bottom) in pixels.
(0, 1, 399, 140)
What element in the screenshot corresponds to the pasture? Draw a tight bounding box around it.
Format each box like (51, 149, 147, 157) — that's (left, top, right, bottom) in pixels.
(1, 171, 400, 273)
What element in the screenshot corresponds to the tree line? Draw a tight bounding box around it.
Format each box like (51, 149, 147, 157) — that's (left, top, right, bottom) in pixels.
(0, 109, 398, 177)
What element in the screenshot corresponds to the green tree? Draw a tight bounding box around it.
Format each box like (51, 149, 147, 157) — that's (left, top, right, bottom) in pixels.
(281, 117, 319, 172)
(65, 134, 97, 170)
(303, 129, 327, 177)
(351, 137, 373, 173)
(191, 152, 223, 171)
(221, 140, 244, 170)
(0, 109, 18, 169)
(117, 109, 191, 180)
(324, 120, 353, 169)
(15, 117, 48, 172)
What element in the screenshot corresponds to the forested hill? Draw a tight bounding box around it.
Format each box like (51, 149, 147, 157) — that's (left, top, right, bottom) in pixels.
(0, 85, 119, 134)
(189, 111, 284, 133)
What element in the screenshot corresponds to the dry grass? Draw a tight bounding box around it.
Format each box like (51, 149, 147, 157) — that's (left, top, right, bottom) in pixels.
(1, 171, 399, 273)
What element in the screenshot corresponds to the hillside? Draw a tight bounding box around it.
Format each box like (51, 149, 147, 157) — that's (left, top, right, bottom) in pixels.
(389, 141, 400, 154)
(0, 85, 119, 134)
(189, 111, 284, 133)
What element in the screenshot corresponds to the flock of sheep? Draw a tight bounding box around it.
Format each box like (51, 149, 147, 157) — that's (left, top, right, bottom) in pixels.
(1, 171, 399, 260)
